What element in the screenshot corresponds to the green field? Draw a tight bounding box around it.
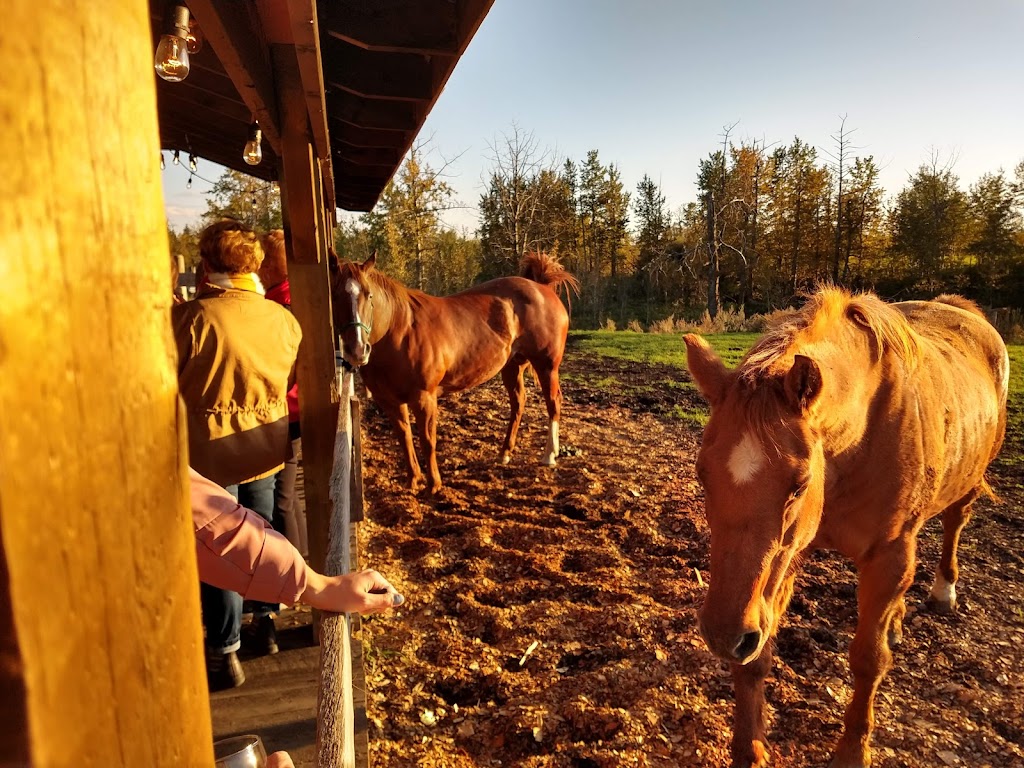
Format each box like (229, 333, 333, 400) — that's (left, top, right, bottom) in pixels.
(570, 330, 1024, 470)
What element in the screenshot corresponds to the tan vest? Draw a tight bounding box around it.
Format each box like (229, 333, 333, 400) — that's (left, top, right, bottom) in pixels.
(172, 286, 302, 486)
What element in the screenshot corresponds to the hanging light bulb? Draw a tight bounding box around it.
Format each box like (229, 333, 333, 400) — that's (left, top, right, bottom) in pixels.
(172, 149, 180, 165)
(187, 175, 193, 190)
(189, 154, 197, 172)
(185, 19, 204, 55)
(154, 5, 191, 82)
(160, 152, 166, 171)
(243, 121, 263, 166)
(251, 195, 258, 210)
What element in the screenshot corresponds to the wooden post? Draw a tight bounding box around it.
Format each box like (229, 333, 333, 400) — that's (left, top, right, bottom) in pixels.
(318, 371, 357, 768)
(273, 44, 339, 576)
(0, 1, 212, 765)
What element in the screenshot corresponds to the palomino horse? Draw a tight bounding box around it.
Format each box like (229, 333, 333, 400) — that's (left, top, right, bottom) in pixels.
(684, 288, 1008, 768)
(330, 251, 579, 493)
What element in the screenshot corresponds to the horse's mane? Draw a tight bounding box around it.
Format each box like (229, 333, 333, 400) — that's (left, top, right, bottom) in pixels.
(934, 293, 986, 319)
(329, 248, 415, 308)
(739, 287, 922, 388)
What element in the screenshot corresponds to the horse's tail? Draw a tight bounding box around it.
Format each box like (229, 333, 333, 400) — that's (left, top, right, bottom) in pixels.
(934, 293, 986, 319)
(520, 252, 581, 311)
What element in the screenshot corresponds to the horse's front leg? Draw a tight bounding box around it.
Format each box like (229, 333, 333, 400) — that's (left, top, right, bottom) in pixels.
(381, 401, 424, 492)
(411, 392, 442, 494)
(728, 570, 794, 767)
(729, 640, 773, 768)
(831, 534, 917, 768)
(499, 360, 527, 464)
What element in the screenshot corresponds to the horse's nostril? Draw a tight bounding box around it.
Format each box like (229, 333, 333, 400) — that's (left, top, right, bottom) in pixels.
(733, 630, 762, 662)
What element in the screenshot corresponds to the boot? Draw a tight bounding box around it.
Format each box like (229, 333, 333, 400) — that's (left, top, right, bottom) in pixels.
(243, 614, 279, 656)
(206, 650, 245, 691)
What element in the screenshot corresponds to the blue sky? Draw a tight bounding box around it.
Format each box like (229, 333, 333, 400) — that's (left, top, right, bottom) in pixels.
(163, 0, 1024, 232)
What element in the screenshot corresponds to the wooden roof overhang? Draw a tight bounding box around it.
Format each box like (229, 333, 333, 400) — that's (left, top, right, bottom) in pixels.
(152, 0, 493, 213)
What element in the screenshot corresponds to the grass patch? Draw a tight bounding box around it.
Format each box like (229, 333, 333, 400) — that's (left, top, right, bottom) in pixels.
(670, 405, 709, 427)
(570, 330, 761, 369)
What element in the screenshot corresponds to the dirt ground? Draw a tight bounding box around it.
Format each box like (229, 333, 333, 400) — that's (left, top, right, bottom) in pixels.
(356, 337, 1024, 768)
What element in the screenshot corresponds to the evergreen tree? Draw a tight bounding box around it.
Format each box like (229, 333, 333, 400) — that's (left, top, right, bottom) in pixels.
(891, 158, 970, 279)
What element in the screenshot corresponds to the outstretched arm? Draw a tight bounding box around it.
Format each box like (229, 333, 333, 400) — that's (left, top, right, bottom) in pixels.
(191, 468, 402, 614)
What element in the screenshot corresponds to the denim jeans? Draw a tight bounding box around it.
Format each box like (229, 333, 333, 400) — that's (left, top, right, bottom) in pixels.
(200, 474, 278, 653)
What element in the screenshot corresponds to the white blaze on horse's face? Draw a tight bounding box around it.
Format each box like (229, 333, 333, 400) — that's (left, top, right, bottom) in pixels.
(343, 277, 371, 366)
(727, 431, 765, 486)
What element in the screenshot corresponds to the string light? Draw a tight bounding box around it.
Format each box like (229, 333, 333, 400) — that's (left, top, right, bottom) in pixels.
(243, 121, 263, 166)
(172, 149, 180, 166)
(189, 153, 198, 172)
(185, 19, 204, 55)
(187, 175, 193, 190)
(154, 5, 191, 82)
(251, 195, 258, 209)
(160, 152, 165, 171)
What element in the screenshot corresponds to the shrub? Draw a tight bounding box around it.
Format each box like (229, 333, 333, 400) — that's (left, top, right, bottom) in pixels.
(649, 315, 677, 334)
(602, 317, 617, 331)
(626, 319, 644, 333)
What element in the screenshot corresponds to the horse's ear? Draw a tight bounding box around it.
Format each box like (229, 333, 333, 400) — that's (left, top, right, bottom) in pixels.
(785, 354, 822, 412)
(362, 250, 377, 272)
(327, 246, 340, 272)
(684, 334, 727, 406)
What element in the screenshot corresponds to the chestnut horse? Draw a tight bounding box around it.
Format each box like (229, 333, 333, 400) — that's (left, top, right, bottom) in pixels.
(330, 251, 579, 493)
(684, 288, 1008, 768)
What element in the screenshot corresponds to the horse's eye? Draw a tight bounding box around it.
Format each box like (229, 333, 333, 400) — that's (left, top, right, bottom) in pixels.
(791, 482, 808, 499)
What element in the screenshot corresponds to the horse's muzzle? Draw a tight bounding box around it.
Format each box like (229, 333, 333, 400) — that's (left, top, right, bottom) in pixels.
(699, 613, 766, 665)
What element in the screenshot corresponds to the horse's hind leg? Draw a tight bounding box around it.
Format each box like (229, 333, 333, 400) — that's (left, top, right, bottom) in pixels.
(533, 360, 562, 466)
(499, 359, 528, 465)
(927, 489, 978, 613)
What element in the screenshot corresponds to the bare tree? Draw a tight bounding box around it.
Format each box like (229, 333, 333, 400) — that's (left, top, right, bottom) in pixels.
(822, 115, 861, 282)
(479, 124, 560, 274)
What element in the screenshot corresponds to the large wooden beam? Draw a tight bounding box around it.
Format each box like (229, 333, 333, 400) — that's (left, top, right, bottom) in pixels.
(273, 45, 339, 580)
(2, 0, 212, 765)
(284, 1, 332, 170)
(186, 0, 282, 152)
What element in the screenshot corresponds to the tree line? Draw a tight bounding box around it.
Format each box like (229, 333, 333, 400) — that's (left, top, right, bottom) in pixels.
(169, 123, 1024, 328)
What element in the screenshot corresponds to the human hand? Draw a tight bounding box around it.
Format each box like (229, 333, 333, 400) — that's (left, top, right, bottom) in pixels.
(266, 752, 295, 768)
(302, 568, 404, 615)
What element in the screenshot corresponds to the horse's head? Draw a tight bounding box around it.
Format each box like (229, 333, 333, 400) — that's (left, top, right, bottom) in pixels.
(329, 249, 376, 367)
(684, 333, 827, 665)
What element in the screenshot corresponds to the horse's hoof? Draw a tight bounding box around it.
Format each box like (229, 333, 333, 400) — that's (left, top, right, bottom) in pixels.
(500, 452, 511, 466)
(887, 620, 904, 648)
(541, 454, 557, 467)
(829, 740, 870, 767)
(925, 596, 958, 615)
(729, 741, 770, 768)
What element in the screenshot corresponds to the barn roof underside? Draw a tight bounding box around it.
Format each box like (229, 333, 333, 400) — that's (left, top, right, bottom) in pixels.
(153, 0, 493, 212)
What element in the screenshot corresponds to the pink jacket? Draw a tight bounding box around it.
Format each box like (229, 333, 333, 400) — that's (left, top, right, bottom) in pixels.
(191, 468, 309, 604)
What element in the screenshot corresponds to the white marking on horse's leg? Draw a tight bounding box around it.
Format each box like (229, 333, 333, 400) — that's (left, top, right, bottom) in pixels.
(727, 431, 765, 485)
(501, 451, 511, 465)
(542, 420, 559, 466)
(929, 573, 957, 606)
